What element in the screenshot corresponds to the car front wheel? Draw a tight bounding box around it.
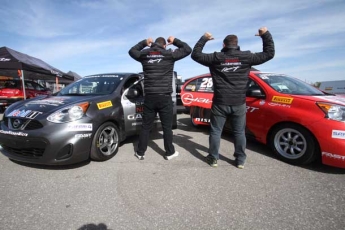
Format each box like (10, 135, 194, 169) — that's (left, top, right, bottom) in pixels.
(190, 115, 200, 127)
(90, 122, 119, 161)
(269, 123, 319, 165)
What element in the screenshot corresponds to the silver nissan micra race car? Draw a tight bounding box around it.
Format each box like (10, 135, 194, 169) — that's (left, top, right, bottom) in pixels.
(0, 72, 177, 165)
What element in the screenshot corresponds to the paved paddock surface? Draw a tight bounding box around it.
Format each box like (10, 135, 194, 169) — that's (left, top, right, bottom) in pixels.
(0, 113, 344, 230)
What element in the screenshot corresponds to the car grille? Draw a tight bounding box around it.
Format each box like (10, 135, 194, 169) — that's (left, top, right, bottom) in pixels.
(1, 145, 45, 158)
(3, 117, 44, 130)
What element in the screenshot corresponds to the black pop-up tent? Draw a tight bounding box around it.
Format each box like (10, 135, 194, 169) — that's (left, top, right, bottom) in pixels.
(65, 70, 82, 81)
(0, 46, 73, 98)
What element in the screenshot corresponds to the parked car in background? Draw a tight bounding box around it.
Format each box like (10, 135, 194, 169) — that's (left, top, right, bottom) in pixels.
(176, 80, 189, 113)
(0, 73, 177, 165)
(181, 71, 345, 169)
(0, 79, 51, 112)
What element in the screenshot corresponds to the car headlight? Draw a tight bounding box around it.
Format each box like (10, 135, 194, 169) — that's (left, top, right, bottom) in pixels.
(47, 102, 90, 123)
(317, 102, 345, 122)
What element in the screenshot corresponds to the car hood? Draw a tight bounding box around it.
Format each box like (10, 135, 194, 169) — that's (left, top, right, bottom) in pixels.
(293, 94, 345, 106)
(5, 95, 100, 117)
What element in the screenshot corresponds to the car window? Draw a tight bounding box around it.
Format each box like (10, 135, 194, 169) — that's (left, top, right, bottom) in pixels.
(246, 79, 261, 91)
(122, 76, 141, 94)
(258, 73, 324, 95)
(1, 80, 19, 89)
(184, 77, 213, 93)
(26, 82, 35, 90)
(32, 82, 46, 91)
(58, 75, 123, 96)
(0, 80, 6, 88)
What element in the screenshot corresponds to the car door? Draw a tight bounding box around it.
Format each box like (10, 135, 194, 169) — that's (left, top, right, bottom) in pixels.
(121, 77, 145, 136)
(122, 74, 177, 136)
(183, 75, 213, 125)
(245, 78, 268, 141)
(24, 81, 36, 98)
(171, 71, 177, 129)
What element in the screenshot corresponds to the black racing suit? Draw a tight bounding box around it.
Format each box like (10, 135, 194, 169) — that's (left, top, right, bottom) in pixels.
(191, 31, 275, 105)
(191, 31, 275, 165)
(129, 38, 191, 156)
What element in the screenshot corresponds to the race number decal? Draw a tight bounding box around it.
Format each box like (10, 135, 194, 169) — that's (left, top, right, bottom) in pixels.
(200, 78, 213, 88)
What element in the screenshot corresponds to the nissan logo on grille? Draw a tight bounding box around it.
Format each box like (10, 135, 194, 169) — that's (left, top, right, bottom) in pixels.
(12, 119, 22, 129)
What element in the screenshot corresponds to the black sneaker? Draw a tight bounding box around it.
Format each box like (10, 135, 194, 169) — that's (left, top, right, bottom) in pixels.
(205, 155, 217, 167)
(135, 152, 145, 160)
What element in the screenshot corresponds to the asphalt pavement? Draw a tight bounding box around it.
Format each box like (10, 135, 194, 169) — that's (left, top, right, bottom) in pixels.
(0, 113, 344, 230)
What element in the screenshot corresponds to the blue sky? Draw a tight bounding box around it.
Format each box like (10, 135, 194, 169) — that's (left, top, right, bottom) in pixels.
(1, 0, 344, 83)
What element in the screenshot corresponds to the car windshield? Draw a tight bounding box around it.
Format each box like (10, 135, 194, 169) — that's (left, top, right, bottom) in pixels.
(57, 74, 123, 96)
(0, 79, 20, 89)
(257, 73, 325, 95)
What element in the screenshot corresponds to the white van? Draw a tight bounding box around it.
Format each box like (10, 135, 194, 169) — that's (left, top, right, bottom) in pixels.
(318, 80, 345, 94)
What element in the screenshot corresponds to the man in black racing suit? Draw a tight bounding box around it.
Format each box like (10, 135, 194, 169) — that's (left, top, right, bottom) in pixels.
(191, 27, 275, 168)
(129, 36, 191, 160)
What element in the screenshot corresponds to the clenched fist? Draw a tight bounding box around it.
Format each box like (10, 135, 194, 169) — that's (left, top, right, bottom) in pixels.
(146, 38, 153, 46)
(204, 32, 214, 40)
(255, 27, 268, 36)
(167, 36, 175, 45)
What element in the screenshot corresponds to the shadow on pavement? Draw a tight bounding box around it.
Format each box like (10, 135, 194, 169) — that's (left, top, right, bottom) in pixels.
(78, 223, 112, 230)
(9, 158, 91, 170)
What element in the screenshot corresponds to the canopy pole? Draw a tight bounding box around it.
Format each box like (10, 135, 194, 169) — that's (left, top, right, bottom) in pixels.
(20, 69, 26, 100)
(56, 77, 59, 92)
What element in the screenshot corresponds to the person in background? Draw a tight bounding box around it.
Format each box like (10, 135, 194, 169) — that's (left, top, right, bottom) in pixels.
(191, 27, 275, 168)
(129, 36, 191, 160)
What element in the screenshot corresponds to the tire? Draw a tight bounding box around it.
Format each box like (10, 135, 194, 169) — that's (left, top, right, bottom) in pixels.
(189, 106, 201, 128)
(269, 123, 319, 165)
(190, 114, 200, 128)
(90, 122, 120, 161)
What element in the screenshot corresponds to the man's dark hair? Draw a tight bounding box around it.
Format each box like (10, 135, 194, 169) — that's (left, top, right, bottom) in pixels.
(155, 37, 166, 46)
(223, 35, 238, 47)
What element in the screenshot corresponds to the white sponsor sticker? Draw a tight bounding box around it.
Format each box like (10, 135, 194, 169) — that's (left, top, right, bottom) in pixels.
(322, 152, 345, 161)
(332, 130, 345, 139)
(67, 123, 93, 131)
(75, 133, 92, 138)
(0, 130, 28, 137)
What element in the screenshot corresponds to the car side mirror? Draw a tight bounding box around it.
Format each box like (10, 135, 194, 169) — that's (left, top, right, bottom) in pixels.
(126, 88, 139, 99)
(247, 88, 266, 98)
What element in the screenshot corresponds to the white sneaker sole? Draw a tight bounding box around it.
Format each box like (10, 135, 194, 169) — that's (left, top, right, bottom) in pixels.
(135, 152, 145, 160)
(164, 151, 179, 160)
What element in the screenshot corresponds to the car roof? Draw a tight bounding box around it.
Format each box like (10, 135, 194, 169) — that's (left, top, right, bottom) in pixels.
(85, 72, 139, 77)
(184, 68, 262, 82)
(0, 79, 38, 82)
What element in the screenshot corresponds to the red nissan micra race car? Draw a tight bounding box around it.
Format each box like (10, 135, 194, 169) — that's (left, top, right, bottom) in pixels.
(181, 71, 345, 168)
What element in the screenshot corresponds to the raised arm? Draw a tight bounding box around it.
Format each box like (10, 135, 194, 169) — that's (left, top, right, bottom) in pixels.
(167, 36, 192, 61)
(250, 27, 275, 65)
(128, 38, 153, 61)
(191, 32, 216, 67)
